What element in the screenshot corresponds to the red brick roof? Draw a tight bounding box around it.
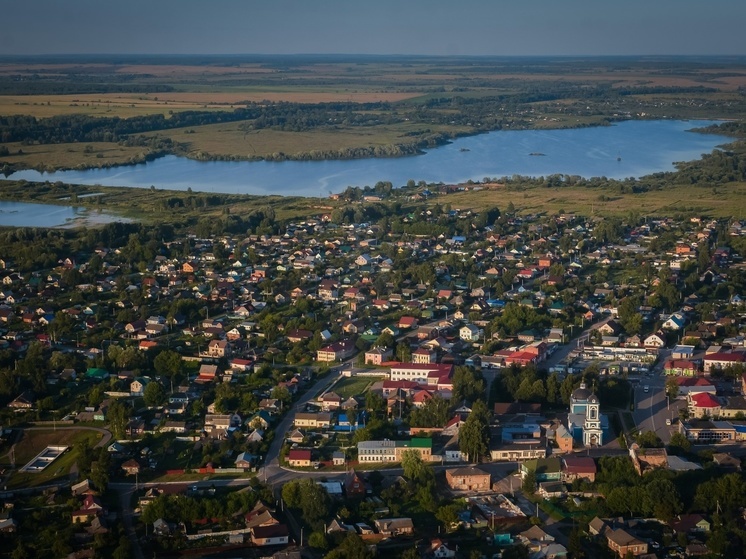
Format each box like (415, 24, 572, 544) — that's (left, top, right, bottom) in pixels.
(287, 449, 311, 461)
(690, 392, 721, 409)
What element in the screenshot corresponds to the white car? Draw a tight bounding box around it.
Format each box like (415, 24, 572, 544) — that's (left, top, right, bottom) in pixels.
(643, 385, 649, 393)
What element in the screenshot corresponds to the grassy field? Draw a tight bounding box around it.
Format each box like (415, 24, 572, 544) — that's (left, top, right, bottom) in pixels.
(442, 182, 746, 219)
(0, 90, 425, 118)
(332, 375, 384, 400)
(2, 428, 104, 489)
(146, 120, 472, 160)
(0, 141, 146, 170)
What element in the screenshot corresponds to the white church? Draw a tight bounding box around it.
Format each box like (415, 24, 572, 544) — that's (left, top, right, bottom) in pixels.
(567, 382, 607, 446)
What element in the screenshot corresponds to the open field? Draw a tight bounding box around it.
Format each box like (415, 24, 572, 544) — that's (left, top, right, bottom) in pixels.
(442, 181, 746, 219)
(332, 375, 385, 400)
(0, 94, 229, 118)
(1, 428, 103, 489)
(0, 141, 146, 170)
(0, 90, 425, 118)
(146, 120, 473, 159)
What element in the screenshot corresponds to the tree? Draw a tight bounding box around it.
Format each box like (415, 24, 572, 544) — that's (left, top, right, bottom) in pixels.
(90, 452, 111, 490)
(402, 449, 430, 484)
(409, 395, 450, 428)
(374, 332, 394, 348)
(665, 377, 680, 400)
(107, 399, 131, 439)
(281, 479, 330, 531)
(668, 432, 691, 454)
(154, 350, 182, 381)
(309, 532, 328, 550)
(635, 430, 663, 448)
(546, 372, 559, 405)
(324, 533, 374, 559)
(522, 468, 537, 495)
(435, 503, 462, 532)
(567, 527, 585, 558)
(143, 381, 165, 407)
(459, 402, 490, 463)
(396, 342, 411, 362)
(452, 366, 486, 403)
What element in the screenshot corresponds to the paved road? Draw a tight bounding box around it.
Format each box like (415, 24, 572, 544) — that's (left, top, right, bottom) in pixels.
(631, 355, 682, 444)
(260, 365, 349, 484)
(544, 315, 614, 370)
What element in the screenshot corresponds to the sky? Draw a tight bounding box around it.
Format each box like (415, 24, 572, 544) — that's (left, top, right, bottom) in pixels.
(1, 0, 744, 57)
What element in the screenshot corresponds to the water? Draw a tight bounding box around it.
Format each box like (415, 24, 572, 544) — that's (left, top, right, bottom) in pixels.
(0, 200, 128, 228)
(4, 120, 730, 197)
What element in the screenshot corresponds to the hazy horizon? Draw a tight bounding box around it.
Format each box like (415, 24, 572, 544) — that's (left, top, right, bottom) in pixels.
(1, 0, 744, 57)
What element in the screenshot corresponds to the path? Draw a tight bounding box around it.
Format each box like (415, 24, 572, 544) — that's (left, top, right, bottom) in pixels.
(261, 366, 347, 484)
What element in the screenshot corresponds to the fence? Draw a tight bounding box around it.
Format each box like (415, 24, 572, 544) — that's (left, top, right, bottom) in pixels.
(164, 467, 249, 476)
(185, 527, 252, 541)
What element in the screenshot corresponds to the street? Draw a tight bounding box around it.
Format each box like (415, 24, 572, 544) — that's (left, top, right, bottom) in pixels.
(631, 358, 682, 444)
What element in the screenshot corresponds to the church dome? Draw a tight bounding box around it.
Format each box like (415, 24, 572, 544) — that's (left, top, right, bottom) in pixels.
(571, 384, 592, 401)
(587, 393, 599, 404)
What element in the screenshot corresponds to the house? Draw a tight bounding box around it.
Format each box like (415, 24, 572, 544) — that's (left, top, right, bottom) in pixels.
(130, 377, 150, 397)
(247, 429, 264, 443)
(121, 459, 141, 475)
(8, 391, 35, 410)
(251, 524, 289, 546)
(235, 452, 256, 469)
(662, 314, 686, 331)
(327, 518, 356, 534)
(248, 411, 271, 430)
(332, 451, 346, 466)
(357, 438, 432, 463)
(445, 466, 491, 491)
(430, 539, 458, 558)
(605, 528, 648, 558)
(688, 392, 722, 418)
(196, 364, 219, 383)
(204, 413, 233, 431)
(207, 339, 231, 358)
(286, 429, 305, 444)
(287, 449, 312, 467)
(72, 504, 102, 524)
(521, 458, 562, 482)
(160, 421, 187, 434)
(459, 324, 483, 342)
(588, 516, 608, 536)
(287, 329, 314, 343)
(374, 517, 414, 537)
(344, 469, 367, 497)
(561, 456, 597, 482)
(643, 333, 666, 350)
(555, 424, 574, 453)
(319, 391, 342, 411)
(704, 351, 746, 374)
(365, 346, 393, 365)
(317, 339, 356, 362)
(398, 316, 418, 329)
(412, 347, 437, 364)
(294, 412, 332, 429)
(669, 514, 711, 535)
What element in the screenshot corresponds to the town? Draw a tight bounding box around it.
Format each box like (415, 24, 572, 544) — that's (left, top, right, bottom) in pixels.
(0, 189, 745, 559)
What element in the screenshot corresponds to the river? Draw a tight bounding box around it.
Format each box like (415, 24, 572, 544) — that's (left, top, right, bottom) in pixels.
(4, 119, 730, 197)
(0, 200, 129, 228)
